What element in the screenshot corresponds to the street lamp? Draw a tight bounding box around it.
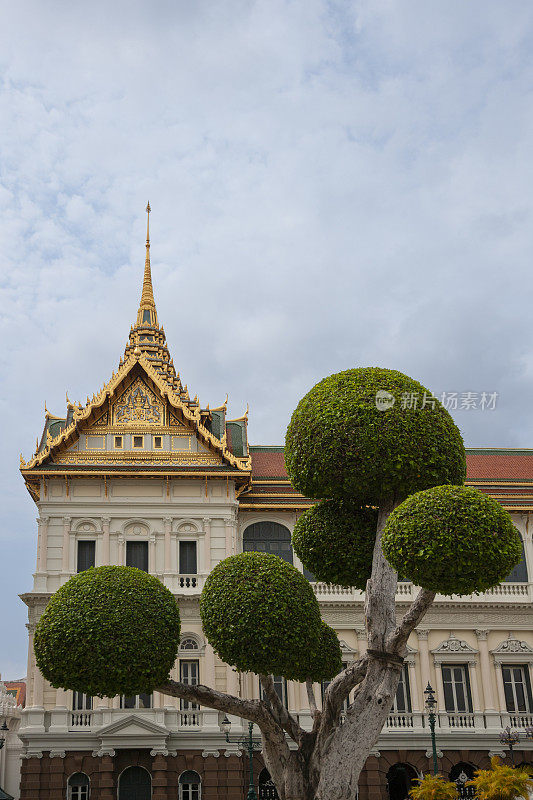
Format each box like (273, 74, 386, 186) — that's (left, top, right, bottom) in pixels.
(0, 720, 14, 800)
(221, 716, 262, 800)
(424, 683, 439, 775)
(499, 726, 520, 765)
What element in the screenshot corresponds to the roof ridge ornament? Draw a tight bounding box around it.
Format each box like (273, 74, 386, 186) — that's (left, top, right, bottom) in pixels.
(136, 201, 158, 328)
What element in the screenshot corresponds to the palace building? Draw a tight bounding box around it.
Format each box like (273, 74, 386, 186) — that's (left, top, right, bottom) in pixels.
(13, 208, 533, 800)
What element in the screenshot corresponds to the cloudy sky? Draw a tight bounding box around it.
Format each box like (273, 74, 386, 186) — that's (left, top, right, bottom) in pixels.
(2, 0, 533, 676)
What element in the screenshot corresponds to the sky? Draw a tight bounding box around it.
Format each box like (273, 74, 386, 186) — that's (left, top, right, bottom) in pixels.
(2, 0, 533, 677)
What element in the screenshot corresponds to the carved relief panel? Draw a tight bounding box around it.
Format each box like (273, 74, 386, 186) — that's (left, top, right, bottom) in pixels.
(113, 377, 164, 425)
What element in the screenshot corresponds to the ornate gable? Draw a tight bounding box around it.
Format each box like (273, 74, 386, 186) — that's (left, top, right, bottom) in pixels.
(20, 205, 252, 497)
(113, 377, 164, 426)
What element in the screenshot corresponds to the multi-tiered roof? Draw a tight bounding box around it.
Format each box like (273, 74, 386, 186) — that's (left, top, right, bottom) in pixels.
(20, 205, 251, 502)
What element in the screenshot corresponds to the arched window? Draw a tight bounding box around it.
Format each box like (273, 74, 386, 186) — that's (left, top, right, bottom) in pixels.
(243, 522, 293, 564)
(504, 537, 528, 582)
(180, 637, 200, 651)
(179, 770, 201, 800)
(449, 763, 476, 799)
(118, 766, 151, 800)
(67, 773, 90, 800)
(259, 768, 280, 800)
(386, 764, 418, 800)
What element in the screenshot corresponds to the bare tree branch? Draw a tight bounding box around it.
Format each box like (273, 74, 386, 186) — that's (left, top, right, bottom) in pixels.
(314, 655, 368, 754)
(386, 587, 436, 653)
(158, 679, 272, 729)
(259, 674, 302, 743)
(306, 679, 318, 718)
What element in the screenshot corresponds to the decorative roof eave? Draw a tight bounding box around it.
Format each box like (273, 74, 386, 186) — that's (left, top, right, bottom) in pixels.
(21, 351, 251, 474)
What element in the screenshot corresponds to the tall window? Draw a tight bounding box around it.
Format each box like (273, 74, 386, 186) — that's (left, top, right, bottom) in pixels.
(77, 541, 95, 573)
(180, 541, 197, 574)
(120, 693, 152, 709)
(502, 665, 533, 713)
(261, 675, 288, 709)
(126, 541, 148, 571)
(504, 538, 528, 582)
(180, 660, 200, 711)
(68, 773, 90, 800)
(72, 691, 92, 711)
(243, 522, 293, 564)
(392, 665, 412, 713)
(441, 665, 472, 713)
(179, 770, 201, 800)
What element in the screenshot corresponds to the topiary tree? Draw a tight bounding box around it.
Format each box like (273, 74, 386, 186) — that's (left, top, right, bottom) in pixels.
(382, 485, 523, 595)
(33, 367, 522, 800)
(292, 500, 377, 589)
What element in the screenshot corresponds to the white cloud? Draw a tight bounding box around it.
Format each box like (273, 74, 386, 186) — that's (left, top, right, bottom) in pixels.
(2, 0, 533, 674)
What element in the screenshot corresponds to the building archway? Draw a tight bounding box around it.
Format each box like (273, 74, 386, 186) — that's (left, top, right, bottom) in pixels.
(243, 522, 293, 564)
(449, 763, 476, 799)
(118, 766, 152, 800)
(259, 768, 280, 800)
(386, 763, 418, 800)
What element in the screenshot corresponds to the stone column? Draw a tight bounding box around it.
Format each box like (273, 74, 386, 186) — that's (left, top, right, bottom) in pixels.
(494, 659, 508, 713)
(417, 630, 431, 693)
(225, 515, 235, 558)
(149, 534, 157, 573)
(36, 516, 49, 573)
(203, 517, 212, 571)
(468, 661, 482, 712)
(32, 667, 44, 709)
(407, 658, 420, 711)
(151, 752, 168, 800)
(48, 751, 66, 796)
(164, 517, 172, 572)
(101, 517, 111, 565)
(475, 630, 496, 710)
(61, 516, 71, 575)
(355, 628, 367, 654)
(433, 659, 446, 710)
(97, 751, 115, 800)
(117, 536, 125, 566)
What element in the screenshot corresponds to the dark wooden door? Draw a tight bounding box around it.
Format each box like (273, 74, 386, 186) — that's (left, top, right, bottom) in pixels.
(118, 766, 151, 800)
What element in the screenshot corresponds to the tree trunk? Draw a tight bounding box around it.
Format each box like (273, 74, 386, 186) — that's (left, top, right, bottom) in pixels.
(314, 497, 402, 800)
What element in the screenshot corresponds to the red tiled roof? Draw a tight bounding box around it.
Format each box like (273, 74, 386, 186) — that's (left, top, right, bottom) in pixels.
(250, 448, 287, 478)
(250, 447, 533, 484)
(465, 452, 533, 482)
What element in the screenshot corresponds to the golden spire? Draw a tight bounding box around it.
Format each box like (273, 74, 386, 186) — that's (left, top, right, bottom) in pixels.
(136, 201, 158, 327)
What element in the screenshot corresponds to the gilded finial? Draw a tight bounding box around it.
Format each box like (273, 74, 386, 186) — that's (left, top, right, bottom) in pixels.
(135, 201, 158, 328)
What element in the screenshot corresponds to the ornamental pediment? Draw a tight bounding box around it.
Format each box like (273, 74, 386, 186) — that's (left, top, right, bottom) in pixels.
(432, 633, 477, 662)
(112, 377, 164, 426)
(98, 713, 169, 738)
(491, 634, 533, 656)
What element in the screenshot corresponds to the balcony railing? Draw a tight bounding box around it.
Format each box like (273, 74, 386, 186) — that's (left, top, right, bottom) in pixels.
(70, 711, 92, 728)
(313, 581, 532, 603)
(179, 710, 202, 728)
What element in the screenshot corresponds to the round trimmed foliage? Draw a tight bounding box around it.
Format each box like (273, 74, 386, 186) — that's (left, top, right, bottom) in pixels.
(34, 566, 181, 697)
(305, 622, 343, 682)
(285, 367, 466, 505)
(382, 485, 523, 595)
(293, 500, 378, 589)
(200, 551, 322, 681)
